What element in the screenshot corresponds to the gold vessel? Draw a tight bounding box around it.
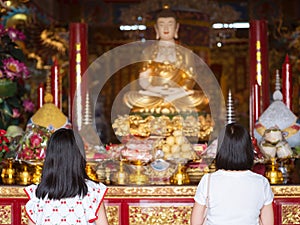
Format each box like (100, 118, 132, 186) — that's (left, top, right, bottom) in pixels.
(1, 159, 15, 185)
(129, 160, 149, 185)
(105, 167, 111, 185)
(96, 164, 106, 183)
(170, 163, 190, 185)
(186, 160, 210, 184)
(115, 161, 128, 185)
(265, 158, 284, 184)
(31, 164, 43, 184)
(17, 163, 31, 185)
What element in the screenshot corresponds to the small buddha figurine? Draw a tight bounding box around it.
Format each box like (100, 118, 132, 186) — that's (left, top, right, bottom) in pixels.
(123, 7, 208, 114)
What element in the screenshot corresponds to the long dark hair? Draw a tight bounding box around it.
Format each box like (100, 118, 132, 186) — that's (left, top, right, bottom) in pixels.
(215, 123, 254, 170)
(36, 128, 89, 200)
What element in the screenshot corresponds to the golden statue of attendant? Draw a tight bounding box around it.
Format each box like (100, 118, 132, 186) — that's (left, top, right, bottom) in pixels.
(124, 8, 208, 114)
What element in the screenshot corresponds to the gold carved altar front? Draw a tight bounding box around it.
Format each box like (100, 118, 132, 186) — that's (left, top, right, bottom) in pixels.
(0, 185, 300, 225)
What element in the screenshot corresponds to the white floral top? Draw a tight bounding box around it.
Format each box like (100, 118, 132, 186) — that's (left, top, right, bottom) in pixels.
(24, 180, 107, 225)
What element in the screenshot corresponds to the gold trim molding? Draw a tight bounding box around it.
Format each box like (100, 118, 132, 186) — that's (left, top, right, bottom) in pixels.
(271, 186, 300, 197)
(106, 186, 196, 198)
(0, 186, 26, 198)
(0, 185, 300, 198)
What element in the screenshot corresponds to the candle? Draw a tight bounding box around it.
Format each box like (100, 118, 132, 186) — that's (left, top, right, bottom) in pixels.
(51, 58, 61, 109)
(282, 54, 292, 110)
(249, 20, 269, 135)
(37, 82, 44, 109)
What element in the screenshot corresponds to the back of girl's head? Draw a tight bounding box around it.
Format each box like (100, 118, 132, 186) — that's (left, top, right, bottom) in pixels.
(36, 128, 89, 200)
(46, 128, 85, 162)
(215, 123, 254, 170)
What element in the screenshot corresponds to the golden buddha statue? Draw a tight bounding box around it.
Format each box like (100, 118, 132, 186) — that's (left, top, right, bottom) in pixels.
(123, 8, 208, 114)
(112, 7, 215, 141)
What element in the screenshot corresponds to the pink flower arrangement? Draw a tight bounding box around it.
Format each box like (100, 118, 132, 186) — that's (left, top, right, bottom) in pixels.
(0, 25, 29, 81)
(17, 125, 51, 162)
(0, 24, 35, 129)
(7, 27, 26, 41)
(23, 99, 35, 112)
(2, 57, 30, 80)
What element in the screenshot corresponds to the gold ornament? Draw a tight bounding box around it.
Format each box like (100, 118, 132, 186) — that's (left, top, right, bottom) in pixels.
(265, 158, 284, 184)
(170, 163, 190, 185)
(17, 163, 31, 185)
(1, 159, 15, 185)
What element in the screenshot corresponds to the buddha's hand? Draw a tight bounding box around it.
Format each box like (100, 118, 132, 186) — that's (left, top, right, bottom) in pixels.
(140, 86, 187, 97)
(139, 68, 152, 89)
(164, 89, 194, 102)
(138, 86, 177, 97)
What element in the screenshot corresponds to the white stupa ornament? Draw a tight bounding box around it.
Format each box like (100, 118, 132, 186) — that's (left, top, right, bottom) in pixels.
(79, 92, 107, 160)
(273, 69, 283, 101)
(254, 69, 300, 147)
(226, 89, 236, 124)
(83, 92, 93, 125)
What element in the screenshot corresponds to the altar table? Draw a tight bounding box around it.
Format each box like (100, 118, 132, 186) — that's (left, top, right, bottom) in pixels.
(0, 185, 300, 225)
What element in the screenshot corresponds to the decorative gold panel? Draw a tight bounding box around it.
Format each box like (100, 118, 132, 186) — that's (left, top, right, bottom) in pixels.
(1, 185, 300, 198)
(0, 186, 26, 198)
(129, 203, 193, 225)
(21, 205, 28, 225)
(272, 186, 300, 197)
(0, 205, 11, 224)
(282, 204, 300, 224)
(106, 205, 120, 225)
(107, 186, 196, 198)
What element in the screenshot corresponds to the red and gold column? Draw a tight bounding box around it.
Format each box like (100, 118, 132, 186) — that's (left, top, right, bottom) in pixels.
(282, 54, 293, 110)
(69, 23, 88, 128)
(249, 20, 270, 134)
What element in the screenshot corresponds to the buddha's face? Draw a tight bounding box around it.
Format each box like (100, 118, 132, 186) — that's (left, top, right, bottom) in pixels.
(155, 17, 179, 41)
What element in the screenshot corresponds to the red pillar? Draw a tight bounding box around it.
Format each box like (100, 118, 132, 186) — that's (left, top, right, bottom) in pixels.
(249, 20, 270, 135)
(282, 54, 293, 110)
(69, 23, 88, 129)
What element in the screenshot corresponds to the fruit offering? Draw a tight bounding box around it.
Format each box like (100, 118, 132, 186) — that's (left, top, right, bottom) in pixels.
(155, 130, 197, 161)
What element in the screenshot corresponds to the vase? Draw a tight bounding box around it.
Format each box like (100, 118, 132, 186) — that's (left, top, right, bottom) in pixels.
(1, 158, 15, 185)
(0, 79, 17, 98)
